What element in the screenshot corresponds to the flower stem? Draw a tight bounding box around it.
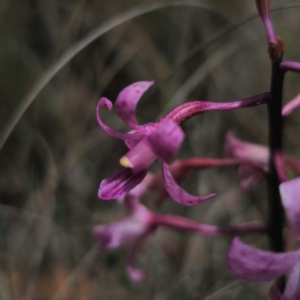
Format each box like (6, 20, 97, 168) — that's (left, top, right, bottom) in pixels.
(152, 214, 267, 236)
(267, 60, 285, 253)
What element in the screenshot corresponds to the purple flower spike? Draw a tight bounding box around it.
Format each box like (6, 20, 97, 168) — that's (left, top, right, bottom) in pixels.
(282, 94, 300, 117)
(255, 0, 277, 44)
(280, 177, 300, 241)
(115, 81, 154, 129)
(162, 162, 216, 206)
(98, 168, 147, 200)
(226, 237, 300, 282)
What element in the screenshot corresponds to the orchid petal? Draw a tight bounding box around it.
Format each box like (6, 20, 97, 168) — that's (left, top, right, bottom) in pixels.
(280, 177, 300, 241)
(98, 168, 147, 200)
(124, 125, 158, 149)
(93, 218, 147, 249)
(115, 81, 154, 129)
(145, 121, 184, 163)
(162, 162, 216, 206)
(226, 237, 300, 282)
(96, 97, 144, 141)
(224, 131, 269, 171)
(94, 202, 152, 250)
(122, 121, 184, 172)
(283, 260, 300, 300)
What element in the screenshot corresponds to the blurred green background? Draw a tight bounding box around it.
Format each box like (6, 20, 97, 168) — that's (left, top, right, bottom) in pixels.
(1, 0, 300, 299)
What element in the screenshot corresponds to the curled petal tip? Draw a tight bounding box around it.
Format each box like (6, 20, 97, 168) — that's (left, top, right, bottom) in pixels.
(98, 97, 113, 110)
(162, 162, 215, 206)
(96, 98, 144, 141)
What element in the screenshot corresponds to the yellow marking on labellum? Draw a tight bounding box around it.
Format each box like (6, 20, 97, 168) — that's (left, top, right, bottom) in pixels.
(119, 156, 131, 168)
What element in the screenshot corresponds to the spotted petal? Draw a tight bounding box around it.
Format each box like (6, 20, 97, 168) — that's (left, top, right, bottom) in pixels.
(280, 177, 300, 241)
(98, 168, 147, 200)
(96, 97, 144, 140)
(115, 81, 154, 129)
(226, 237, 300, 282)
(162, 162, 216, 206)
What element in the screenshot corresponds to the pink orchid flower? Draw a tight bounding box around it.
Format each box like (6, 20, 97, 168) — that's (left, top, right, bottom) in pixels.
(226, 177, 300, 299)
(95, 186, 266, 282)
(96, 81, 270, 204)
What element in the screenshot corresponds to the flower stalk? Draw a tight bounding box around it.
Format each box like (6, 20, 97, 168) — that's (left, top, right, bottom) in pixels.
(267, 57, 285, 253)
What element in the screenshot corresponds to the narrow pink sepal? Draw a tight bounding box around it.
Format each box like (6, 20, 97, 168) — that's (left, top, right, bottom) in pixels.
(162, 162, 216, 206)
(115, 81, 154, 129)
(98, 168, 147, 200)
(145, 121, 184, 164)
(282, 94, 300, 117)
(280, 177, 300, 241)
(226, 237, 300, 282)
(96, 97, 144, 141)
(283, 261, 300, 300)
(224, 131, 269, 171)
